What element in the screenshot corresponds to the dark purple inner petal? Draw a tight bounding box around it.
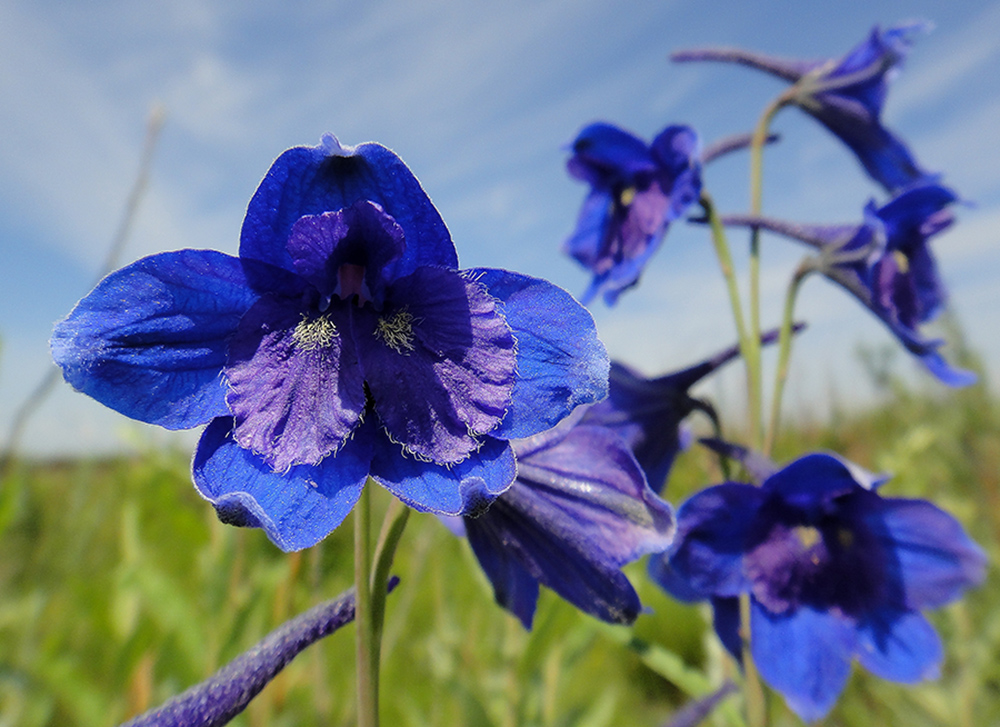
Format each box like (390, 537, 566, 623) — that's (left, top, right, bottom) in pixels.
(225, 294, 366, 471)
(745, 490, 890, 616)
(287, 201, 406, 307)
(358, 267, 517, 464)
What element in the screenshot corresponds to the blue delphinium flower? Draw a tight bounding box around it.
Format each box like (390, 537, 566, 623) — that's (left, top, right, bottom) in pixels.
(581, 327, 795, 492)
(650, 450, 985, 721)
(563, 122, 702, 305)
(722, 182, 975, 386)
(450, 411, 674, 629)
(673, 23, 934, 193)
(51, 134, 609, 551)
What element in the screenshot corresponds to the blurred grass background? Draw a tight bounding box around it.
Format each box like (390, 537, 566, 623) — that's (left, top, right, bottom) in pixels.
(1, 351, 997, 727)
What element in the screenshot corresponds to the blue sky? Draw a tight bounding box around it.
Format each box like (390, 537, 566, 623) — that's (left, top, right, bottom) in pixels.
(3, 0, 1000, 456)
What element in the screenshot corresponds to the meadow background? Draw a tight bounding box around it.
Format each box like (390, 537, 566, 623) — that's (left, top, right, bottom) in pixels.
(2, 1, 999, 725)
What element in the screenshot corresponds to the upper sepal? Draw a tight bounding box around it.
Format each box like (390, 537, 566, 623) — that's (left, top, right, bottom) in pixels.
(240, 134, 458, 285)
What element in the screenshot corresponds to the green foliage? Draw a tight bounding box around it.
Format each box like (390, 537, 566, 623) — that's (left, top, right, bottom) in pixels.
(1, 377, 997, 726)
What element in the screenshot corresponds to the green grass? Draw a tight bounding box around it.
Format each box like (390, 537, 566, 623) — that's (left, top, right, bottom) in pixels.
(1, 376, 997, 726)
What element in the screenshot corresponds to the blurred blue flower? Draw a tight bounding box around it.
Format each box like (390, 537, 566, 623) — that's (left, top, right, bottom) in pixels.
(581, 327, 796, 492)
(52, 134, 608, 551)
(563, 122, 702, 305)
(454, 412, 674, 629)
(722, 183, 975, 386)
(673, 23, 934, 192)
(651, 451, 985, 721)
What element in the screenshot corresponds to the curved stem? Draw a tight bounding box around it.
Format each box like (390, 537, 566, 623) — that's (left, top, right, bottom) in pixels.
(701, 191, 749, 349)
(746, 93, 791, 450)
(354, 482, 377, 727)
(739, 595, 767, 727)
(369, 497, 411, 671)
(764, 263, 812, 457)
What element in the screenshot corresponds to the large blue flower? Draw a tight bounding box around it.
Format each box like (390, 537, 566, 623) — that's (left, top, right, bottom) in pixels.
(651, 451, 985, 721)
(722, 183, 975, 386)
(563, 122, 702, 305)
(452, 412, 674, 629)
(673, 23, 934, 193)
(51, 134, 609, 551)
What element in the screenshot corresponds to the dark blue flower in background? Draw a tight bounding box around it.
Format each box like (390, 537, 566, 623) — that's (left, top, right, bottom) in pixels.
(581, 327, 794, 492)
(673, 23, 934, 193)
(722, 183, 975, 386)
(651, 450, 985, 721)
(563, 122, 702, 305)
(451, 412, 674, 629)
(51, 134, 609, 551)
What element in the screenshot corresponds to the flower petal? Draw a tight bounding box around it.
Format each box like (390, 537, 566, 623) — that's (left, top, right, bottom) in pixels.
(240, 134, 457, 284)
(855, 608, 942, 683)
(463, 509, 543, 629)
(751, 602, 855, 722)
(563, 188, 614, 276)
(286, 201, 407, 307)
(359, 266, 517, 464)
(566, 122, 657, 186)
(511, 423, 675, 562)
(51, 250, 258, 429)
(466, 488, 644, 627)
(370, 434, 516, 515)
(870, 497, 986, 609)
(470, 268, 610, 440)
(712, 597, 743, 662)
(192, 417, 372, 552)
(225, 295, 366, 471)
(669, 483, 763, 597)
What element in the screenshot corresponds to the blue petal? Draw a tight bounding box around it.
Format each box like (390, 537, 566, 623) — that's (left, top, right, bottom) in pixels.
(711, 596, 743, 662)
(359, 266, 517, 464)
(751, 602, 855, 722)
(466, 483, 644, 626)
(566, 122, 657, 186)
(463, 508, 543, 629)
(871, 497, 986, 609)
(669, 483, 763, 597)
(855, 608, 942, 683)
(225, 295, 366, 471)
(563, 188, 613, 275)
(469, 268, 609, 440)
(370, 434, 516, 515)
(762, 453, 868, 514)
(648, 553, 706, 602)
(240, 134, 457, 285)
(192, 417, 372, 551)
(51, 250, 258, 430)
(512, 422, 675, 563)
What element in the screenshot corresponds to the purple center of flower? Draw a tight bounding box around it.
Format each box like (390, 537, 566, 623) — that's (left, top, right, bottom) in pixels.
(744, 495, 887, 617)
(224, 200, 518, 472)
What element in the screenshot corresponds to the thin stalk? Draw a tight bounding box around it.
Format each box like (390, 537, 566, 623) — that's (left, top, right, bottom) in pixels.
(369, 497, 411, 672)
(746, 92, 792, 450)
(739, 594, 767, 727)
(701, 191, 749, 352)
(354, 481, 377, 727)
(763, 263, 812, 457)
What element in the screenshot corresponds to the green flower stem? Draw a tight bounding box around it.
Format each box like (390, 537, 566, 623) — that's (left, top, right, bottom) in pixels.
(701, 191, 749, 355)
(354, 481, 377, 727)
(355, 484, 411, 727)
(764, 263, 813, 457)
(369, 497, 411, 663)
(739, 594, 767, 727)
(747, 93, 792, 450)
